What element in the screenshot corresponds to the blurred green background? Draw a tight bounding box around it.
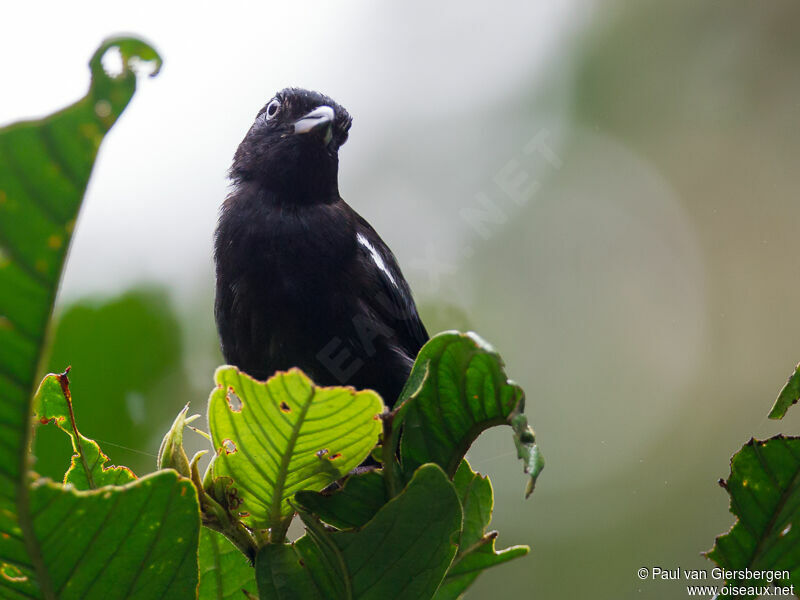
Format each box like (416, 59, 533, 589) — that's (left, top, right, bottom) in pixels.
(6, 0, 800, 597)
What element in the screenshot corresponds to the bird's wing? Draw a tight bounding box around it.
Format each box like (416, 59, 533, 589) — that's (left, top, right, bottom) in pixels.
(350, 210, 429, 356)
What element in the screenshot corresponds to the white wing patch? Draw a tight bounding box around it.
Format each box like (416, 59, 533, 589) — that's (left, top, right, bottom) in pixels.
(357, 233, 397, 287)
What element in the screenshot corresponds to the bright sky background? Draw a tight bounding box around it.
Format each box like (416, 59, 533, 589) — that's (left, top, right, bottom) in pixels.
(0, 1, 584, 302)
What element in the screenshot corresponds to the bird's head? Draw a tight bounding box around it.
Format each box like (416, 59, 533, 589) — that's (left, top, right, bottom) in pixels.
(231, 88, 352, 202)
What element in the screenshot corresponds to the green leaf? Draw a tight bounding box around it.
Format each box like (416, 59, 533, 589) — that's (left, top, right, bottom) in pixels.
(434, 541, 528, 600)
(1, 470, 199, 599)
(199, 528, 257, 600)
(208, 366, 384, 534)
(294, 461, 527, 599)
(294, 469, 387, 530)
(510, 412, 545, 498)
(433, 460, 528, 599)
(770, 363, 800, 419)
(396, 331, 543, 494)
(0, 36, 162, 599)
(255, 543, 324, 600)
(291, 536, 346, 599)
(289, 464, 462, 600)
(706, 436, 800, 596)
(34, 370, 136, 488)
(453, 459, 493, 550)
(0, 36, 161, 399)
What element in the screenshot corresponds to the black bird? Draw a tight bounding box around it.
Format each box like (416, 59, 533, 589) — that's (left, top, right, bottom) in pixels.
(214, 88, 428, 406)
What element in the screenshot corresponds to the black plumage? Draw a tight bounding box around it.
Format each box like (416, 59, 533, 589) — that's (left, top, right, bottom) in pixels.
(214, 88, 428, 406)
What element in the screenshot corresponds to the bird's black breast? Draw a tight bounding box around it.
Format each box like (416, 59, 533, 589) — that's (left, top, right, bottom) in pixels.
(214, 184, 358, 380)
(215, 184, 428, 405)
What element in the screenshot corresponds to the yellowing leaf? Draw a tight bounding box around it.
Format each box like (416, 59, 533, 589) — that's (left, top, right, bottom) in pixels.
(34, 370, 135, 488)
(208, 366, 384, 534)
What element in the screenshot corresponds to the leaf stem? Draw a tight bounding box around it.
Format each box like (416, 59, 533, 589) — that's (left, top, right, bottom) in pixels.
(269, 516, 292, 544)
(381, 409, 400, 498)
(200, 494, 258, 563)
(193, 464, 258, 562)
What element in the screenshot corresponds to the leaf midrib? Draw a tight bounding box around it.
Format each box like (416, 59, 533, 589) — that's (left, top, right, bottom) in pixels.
(269, 382, 316, 533)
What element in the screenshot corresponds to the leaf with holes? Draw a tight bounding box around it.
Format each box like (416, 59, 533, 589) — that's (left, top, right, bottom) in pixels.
(770, 362, 800, 420)
(207, 366, 384, 535)
(433, 459, 528, 600)
(34, 370, 136, 488)
(0, 36, 162, 599)
(259, 464, 462, 600)
(395, 331, 543, 494)
(198, 528, 257, 600)
(706, 436, 800, 596)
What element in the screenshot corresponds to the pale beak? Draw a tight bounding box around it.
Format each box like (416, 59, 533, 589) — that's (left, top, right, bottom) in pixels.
(293, 105, 335, 145)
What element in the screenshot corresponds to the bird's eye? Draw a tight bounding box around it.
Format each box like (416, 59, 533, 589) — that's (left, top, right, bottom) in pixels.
(265, 99, 280, 120)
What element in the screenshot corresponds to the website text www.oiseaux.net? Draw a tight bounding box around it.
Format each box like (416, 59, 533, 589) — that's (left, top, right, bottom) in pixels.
(638, 566, 794, 597)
